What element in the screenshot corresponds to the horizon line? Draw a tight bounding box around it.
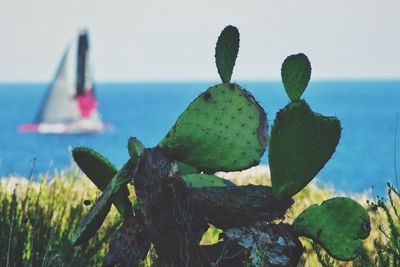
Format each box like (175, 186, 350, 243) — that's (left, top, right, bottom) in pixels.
(0, 77, 400, 85)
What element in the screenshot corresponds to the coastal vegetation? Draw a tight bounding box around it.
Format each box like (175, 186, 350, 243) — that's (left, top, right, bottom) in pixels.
(62, 25, 371, 265)
(0, 170, 120, 267)
(0, 167, 398, 266)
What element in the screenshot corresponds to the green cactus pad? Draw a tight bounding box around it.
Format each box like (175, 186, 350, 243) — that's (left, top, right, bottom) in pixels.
(72, 160, 136, 246)
(181, 174, 233, 188)
(269, 100, 340, 199)
(215, 25, 240, 83)
(175, 161, 198, 175)
(72, 147, 131, 217)
(292, 197, 371, 261)
(281, 53, 311, 102)
(72, 182, 113, 246)
(159, 83, 268, 172)
(72, 147, 117, 189)
(128, 137, 145, 162)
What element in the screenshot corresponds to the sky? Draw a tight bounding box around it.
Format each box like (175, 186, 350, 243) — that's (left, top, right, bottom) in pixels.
(0, 0, 399, 82)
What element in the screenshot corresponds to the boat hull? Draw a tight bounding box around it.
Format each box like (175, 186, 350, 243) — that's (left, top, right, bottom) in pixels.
(18, 120, 111, 134)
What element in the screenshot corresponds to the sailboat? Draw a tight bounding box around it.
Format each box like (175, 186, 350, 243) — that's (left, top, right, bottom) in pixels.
(18, 30, 108, 134)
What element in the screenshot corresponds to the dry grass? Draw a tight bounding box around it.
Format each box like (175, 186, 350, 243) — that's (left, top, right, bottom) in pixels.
(0, 165, 395, 266)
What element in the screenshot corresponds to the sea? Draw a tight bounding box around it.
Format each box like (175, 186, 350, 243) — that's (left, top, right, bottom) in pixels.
(0, 81, 399, 195)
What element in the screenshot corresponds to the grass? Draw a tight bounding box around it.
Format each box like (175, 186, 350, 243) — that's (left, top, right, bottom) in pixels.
(0, 165, 398, 266)
(0, 169, 121, 267)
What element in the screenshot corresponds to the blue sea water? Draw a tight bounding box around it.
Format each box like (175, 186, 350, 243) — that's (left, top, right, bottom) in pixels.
(0, 81, 399, 195)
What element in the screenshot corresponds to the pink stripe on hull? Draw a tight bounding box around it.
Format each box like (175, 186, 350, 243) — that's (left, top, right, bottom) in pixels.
(18, 124, 40, 132)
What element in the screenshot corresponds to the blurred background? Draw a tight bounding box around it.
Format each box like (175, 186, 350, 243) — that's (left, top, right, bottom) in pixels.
(1, 0, 399, 81)
(0, 0, 400, 194)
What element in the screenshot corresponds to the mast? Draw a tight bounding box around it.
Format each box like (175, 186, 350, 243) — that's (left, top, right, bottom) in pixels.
(75, 30, 98, 119)
(76, 30, 89, 97)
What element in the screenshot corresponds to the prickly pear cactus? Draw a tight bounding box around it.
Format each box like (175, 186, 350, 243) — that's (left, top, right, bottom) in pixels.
(160, 26, 267, 172)
(160, 83, 267, 172)
(72, 157, 136, 245)
(70, 25, 371, 266)
(281, 53, 311, 102)
(215, 25, 239, 83)
(181, 173, 233, 188)
(128, 137, 145, 162)
(71, 137, 146, 245)
(174, 161, 198, 175)
(72, 147, 132, 217)
(129, 138, 199, 176)
(292, 197, 371, 261)
(72, 147, 117, 189)
(72, 183, 113, 246)
(269, 101, 341, 199)
(269, 54, 341, 200)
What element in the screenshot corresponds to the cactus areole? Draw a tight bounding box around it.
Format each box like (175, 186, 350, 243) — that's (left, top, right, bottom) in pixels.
(71, 26, 370, 266)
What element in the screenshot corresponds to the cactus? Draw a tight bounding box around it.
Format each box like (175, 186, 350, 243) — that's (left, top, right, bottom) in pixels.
(72, 147, 132, 217)
(70, 26, 370, 266)
(159, 27, 267, 172)
(72, 147, 117, 189)
(71, 182, 113, 246)
(159, 83, 267, 172)
(174, 161, 198, 175)
(72, 138, 146, 246)
(269, 53, 341, 200)
(292, 197, 371, 261)
(181, 174, 234, 188)
(72, 159, 136, 246)
(215, 25, 240, 83)
(269, 100, 341, 199)
(281, 53, 312, 102)
(128, 137, 145, 162)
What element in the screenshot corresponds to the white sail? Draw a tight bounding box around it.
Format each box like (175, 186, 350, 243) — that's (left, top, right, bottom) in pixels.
(36, 47, 80, 123)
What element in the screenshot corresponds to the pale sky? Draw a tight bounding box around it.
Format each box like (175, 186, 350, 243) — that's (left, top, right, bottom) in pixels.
(1, 0, 399, 82)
